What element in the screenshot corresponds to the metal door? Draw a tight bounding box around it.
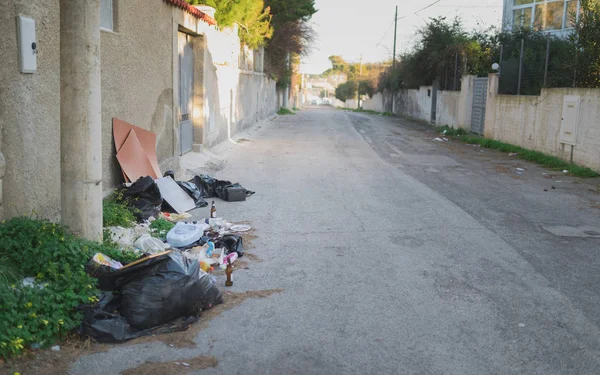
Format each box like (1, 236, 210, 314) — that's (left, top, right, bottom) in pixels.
(471, 78, 488, 135)
(178, 32, 194, 155)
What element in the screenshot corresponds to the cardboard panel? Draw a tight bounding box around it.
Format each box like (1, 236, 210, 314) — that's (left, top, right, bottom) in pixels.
(155, 177, 196, 214)
(116, 130, 159, 181)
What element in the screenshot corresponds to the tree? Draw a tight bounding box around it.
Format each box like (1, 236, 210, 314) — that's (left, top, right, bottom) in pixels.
(187, 0, 273, 48)
(571, 0, 600, 87)
(335, 81, 356, 102)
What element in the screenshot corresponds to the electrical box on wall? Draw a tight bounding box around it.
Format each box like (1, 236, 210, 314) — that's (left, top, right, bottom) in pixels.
(559, 95, 580, 146)
(17, 16, 37, 74)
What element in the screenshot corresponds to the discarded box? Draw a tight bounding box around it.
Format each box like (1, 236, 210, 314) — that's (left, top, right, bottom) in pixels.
(225, 186, 246, 202)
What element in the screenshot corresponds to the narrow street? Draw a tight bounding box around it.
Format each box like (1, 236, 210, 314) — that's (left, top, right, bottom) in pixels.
(72, 108, 600, 374)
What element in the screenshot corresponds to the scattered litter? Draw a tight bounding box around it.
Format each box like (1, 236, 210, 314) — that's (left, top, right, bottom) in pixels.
(563, 170, 569, 173)
(193, 175, 255, 202)
(92, 253, 124, 270)
(22, 277, 45, 289)
(516, 168, 526, 172)
(166, 222, 208, 248)
(442, 130, 447, 135)
(155, 177, 197, 214)
(161, 212, 192, 222)
(552, 186, 556, 190)
(518, 323, 526, 328)
(230, 224, 251, 232)
(544, 189, 548, 192)
(30, 343, 41, 350)
(442, 138, 449, 141)
(433, 138, 444, 142)
(134, 234, 170, 254)
(509, 153, 518, 157)
(182, 363, 190, 367)
(51, 345, 60, 352)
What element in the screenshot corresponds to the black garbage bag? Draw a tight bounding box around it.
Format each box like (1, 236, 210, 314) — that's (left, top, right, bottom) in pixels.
(120, 250, 223, 330)
(79, 292, 199, 343)
(214, 234, 244, 257)
(162, 171, 208, 208)
(121, 176, 163, 221)
(85, 252, 171, 292)
(177, 181, 209, 208)
(196, 174, 255, 201)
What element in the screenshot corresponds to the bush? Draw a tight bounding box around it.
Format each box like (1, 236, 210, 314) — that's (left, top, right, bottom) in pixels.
(0, 217, 140, 358)
(103, 193, 137, 228)
(149, 218, 174, 239)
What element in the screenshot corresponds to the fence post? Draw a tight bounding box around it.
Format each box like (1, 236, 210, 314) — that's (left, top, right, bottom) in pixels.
(543, 37, 550, 87)
(453, 52, 458, 91)
(517, 39, 525, 95)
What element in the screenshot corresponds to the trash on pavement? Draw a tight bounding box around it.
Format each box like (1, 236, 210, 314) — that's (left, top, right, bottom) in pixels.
(134, 234, 170, 254)
(225, 258, 233, 287)
(516, 168, 526, 172)
(121, 176, 163, 221)
(433, 138, 444, 142)
(230, 224, 251, 232)
(155, 177, 197, 214)
(50, 345, 60, 352)
(161, 212, 192, 222)
(563, 170, 569, 173)
(120, 251, 223, 329)
(509, 153, 518, 157)
(79, 292, 198, 343)
(166, 222, 209, 248)
(193, 174, 255, 201)
(214, 234, 244, 257)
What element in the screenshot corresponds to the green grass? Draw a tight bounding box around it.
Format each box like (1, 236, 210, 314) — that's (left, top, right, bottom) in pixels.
(435, 127, 599, 178)
(435, 125, 468, 136)
(149, 218, 174, 239)
(277, 107, 295, 115)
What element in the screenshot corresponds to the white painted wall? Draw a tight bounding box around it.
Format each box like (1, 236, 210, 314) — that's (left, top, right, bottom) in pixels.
(436, 91, 461, 127)
(394, 86, 433, 122)
(202, 24, 278, 147)
(362, 92, 384, 112)
(485, 83, 600, 172)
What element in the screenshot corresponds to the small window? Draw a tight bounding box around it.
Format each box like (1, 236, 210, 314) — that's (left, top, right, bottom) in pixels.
(100, 0, 114, 31)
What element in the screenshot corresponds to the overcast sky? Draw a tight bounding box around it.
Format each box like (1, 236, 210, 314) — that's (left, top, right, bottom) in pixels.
(301, 0, 504, 74)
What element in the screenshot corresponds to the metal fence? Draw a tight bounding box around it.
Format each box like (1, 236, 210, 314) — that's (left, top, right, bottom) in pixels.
(498, 37, 577, 95)
(439, 52, 463, 91)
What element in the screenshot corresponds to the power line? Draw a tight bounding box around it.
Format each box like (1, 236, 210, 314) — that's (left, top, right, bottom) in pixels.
(414, 0, 442, 15)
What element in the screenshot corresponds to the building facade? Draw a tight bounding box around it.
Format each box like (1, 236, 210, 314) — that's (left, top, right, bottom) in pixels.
(502, 0, 581, 35)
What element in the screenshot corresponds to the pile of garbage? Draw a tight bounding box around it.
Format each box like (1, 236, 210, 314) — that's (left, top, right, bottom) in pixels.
(79, 119, 256, 343)
(82, 213, 251, 343)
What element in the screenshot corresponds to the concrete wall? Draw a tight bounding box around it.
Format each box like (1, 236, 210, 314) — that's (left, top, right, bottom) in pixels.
(362, 92, 384, 112)
(395, 87, 433, 122)
(485, 84, 600, 172)
(0, 0, 278, 220)
(100, 0, 177, 189)
(435, 91, 461, 127)
(0, 0, 61, 219)
(202, 25, 277, 148)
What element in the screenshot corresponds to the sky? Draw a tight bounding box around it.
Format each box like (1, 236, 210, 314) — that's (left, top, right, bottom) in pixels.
(300, 0, 504, 74)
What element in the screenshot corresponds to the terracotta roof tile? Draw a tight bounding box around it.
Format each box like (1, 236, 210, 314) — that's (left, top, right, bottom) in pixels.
(163, 0, 217, 25)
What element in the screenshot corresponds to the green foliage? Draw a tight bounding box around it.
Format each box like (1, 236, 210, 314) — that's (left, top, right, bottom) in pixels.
(149, 218, 174, 239)
(103, 192, 136, 228)
(265, 0, 316, 24)
(188, 0, 273, 48)
(446, 135, 599, 177)
(570, 0, 600, 87)
(0, 217, 141, 358)
(277, 107, 295, 115)
(335, 81, 357, 102)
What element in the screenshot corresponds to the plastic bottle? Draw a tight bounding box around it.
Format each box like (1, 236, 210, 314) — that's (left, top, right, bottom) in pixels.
(205, 241, 215, 257)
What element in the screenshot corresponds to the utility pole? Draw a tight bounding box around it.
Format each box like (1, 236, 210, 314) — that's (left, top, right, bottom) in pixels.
(357, 54, 363, 109)
(391, 5, 398, 114)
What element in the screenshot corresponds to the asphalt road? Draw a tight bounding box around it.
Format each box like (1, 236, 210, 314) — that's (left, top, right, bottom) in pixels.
(71, 108, 600, 375)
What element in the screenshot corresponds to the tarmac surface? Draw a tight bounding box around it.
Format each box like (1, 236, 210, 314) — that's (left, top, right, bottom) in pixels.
(70, 107, 600, 374)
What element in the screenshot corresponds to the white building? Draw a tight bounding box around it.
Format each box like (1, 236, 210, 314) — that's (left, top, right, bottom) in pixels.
(502, 0, 581, 36)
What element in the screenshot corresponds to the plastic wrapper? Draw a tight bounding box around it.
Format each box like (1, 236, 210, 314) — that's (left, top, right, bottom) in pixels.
(193, 175, 255, 201)
(214, 234, 244, 257)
